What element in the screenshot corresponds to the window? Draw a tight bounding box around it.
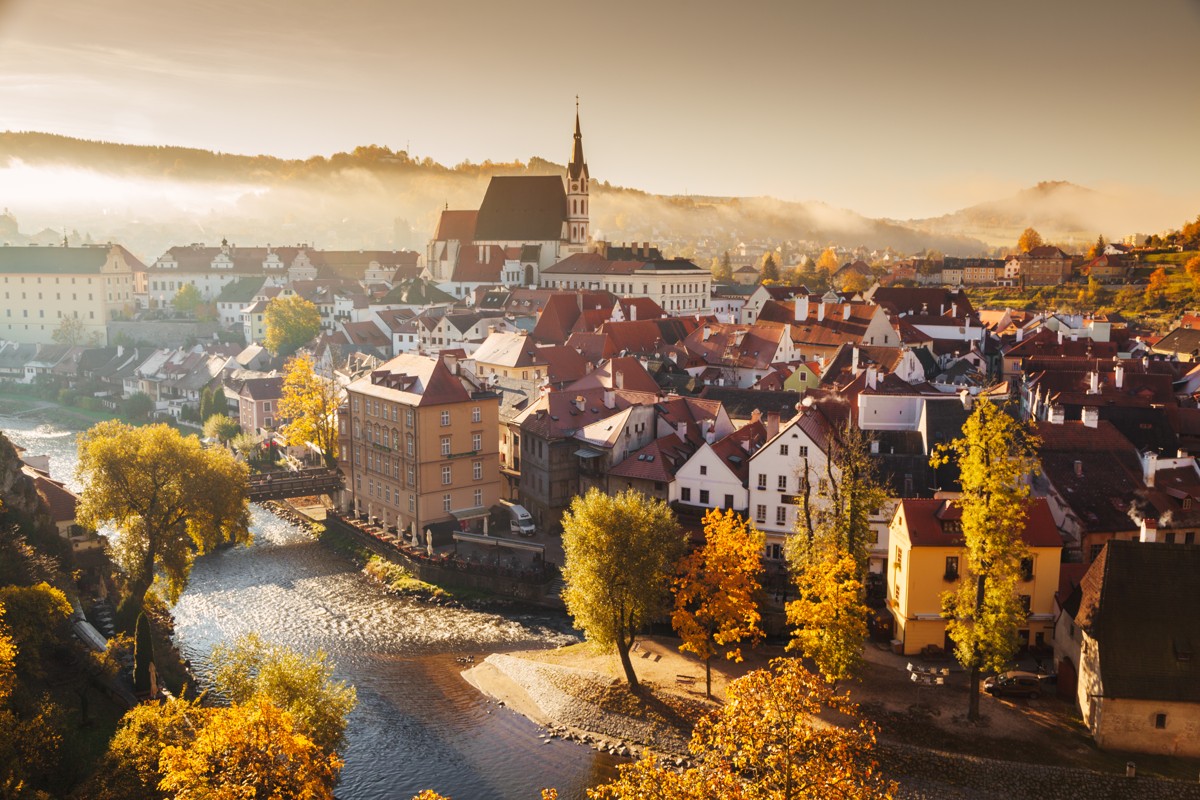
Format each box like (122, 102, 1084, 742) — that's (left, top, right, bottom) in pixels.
(780, 445, 789, 456)
(724, 494, 734, 508)
(472, 406, 481, 423)
(473, 461, 482, 480)
(776, 506, 787, 525)
(755, 504, 766, 523)
(1020, 557, 1034, 582)
(442, 466, 452, 485)
(443, 493, 452, 512)
(894, 547, 902, 571)
(699, 465, 707, 476)
(699, 489, 710, 505)
(944, 556, 959, 581)
(473, 489, 483, 507)
(1018, 595, 1031, 614)
(778, 475, 788, 491)
(472, 433, 482, 451)
(441, 437, 451, 456)
(681, 487, 692, 502)
(798, 445, 808, 458)
(1155, 713, 1167, 730)
(440, 410, 450, 426)
(406, 434, 414, 456)
(409, 494, 415, 512)
(757, 473, 767, 490)
(406, 465, 414, 486)
(406, 408, 413, 426)
(767, 544, 783, 560)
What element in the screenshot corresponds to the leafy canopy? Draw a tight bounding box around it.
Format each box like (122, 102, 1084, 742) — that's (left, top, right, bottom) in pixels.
(278, 353, 342, 467)
(264, 295, 321, 356)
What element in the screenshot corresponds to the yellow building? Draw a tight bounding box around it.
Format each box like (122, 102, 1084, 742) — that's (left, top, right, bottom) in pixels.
(340, 353, 501, 538)
(887, 496, 1061, 656)
(0, 245, 140, 345)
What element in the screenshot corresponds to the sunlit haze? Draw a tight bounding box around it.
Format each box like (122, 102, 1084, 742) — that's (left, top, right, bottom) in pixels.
(1, 0, 1199, 219)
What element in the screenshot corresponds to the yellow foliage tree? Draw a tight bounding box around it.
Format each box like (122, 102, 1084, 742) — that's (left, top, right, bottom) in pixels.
(561, 489, 686, 691)
(672, 509, 764, 698)
(278, 353, 343, 468)
(1185, 254, 1200, 287)
(159, 697, 342, 800)
(264, 295, 321, 356)
(76, 422, 250, 628)
(1145, 266, 1169, 302)
(816, 247, 840, 273)
(590, 658, 897, 800)
(931, 399, 1040, 721)
(841, 271, 869, 293)
(1017, 227, 1042, 253)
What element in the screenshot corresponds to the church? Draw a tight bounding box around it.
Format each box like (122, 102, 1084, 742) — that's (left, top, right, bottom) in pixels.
(425, 108, 592, 296)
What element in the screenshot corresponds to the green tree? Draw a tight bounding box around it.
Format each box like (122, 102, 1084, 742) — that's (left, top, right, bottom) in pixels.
(561, 488, 686, 691)
(75, 422, 251, 629)
(712, 251, 733, 282)
(761, 252, 780, 283)
(590, 658, 896, 800)
(264, 295, 321, 356)
(786, 423, 887, 683)
(208, 633, 357, 756)
(930, 400, 1040, 721)
(278, 353, 342, 468)
(1087, 235, 1107, 260)
(123, 391, 154, 422)
(1018, 227, 1042, 253)
(172, 283, 202, 315)
(672, 509, 764, 698)
(203, 414, 241, 445)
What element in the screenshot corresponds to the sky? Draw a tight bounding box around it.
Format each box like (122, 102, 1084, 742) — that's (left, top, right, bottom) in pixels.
(1, 0, 1198, 220)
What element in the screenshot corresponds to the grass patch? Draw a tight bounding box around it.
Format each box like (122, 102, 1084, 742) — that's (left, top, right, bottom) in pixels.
(363, 555, 448, 599)
(1140, 250, 1199, 266)
(317, 523, 374, 565)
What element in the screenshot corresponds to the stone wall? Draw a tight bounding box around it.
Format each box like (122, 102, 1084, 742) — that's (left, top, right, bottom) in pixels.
(881, 741, 1200, 800)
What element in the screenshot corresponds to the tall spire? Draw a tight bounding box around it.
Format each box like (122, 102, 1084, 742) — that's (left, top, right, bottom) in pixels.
(569, 97, 587, 181)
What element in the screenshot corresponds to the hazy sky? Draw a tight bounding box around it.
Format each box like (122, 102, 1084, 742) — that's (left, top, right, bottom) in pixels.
(1, 0, 1198, 219)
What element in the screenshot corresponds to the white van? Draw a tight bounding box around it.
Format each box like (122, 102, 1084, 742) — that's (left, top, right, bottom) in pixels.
(508, 504, 536, 536)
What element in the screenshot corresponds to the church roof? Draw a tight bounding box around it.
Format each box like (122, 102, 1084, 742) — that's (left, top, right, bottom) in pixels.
(434, 210, 478, 242)
(474, 176, 566, 242)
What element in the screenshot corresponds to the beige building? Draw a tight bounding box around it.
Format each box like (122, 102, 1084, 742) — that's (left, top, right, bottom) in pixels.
(0, 245, 141, 345)
(887, 497, 1062, 656)
(340, 353, 501, 538)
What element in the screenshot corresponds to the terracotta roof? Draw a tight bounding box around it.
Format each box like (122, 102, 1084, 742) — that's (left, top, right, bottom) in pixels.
(26, 468, 77, 524)
(1034, 421, 1143, 534)
(341, 321, 391, 348)
(600, 319, 697, 354)
(541, 252, 645, 276)
(696, 387, 804, 420)
(683, 323, 786, 371)
(451, 243, 506, 283)
(239, 376, 283, 401)
(1024, 245, 1070, 259)
(474, 176, 565, 242)
(1075, 540, 1200, 702)
(568, 357, 660, 394)
(867, 287, 976, 320)
(434, 209, 478, 241)
(897, 497, 1060, 548)
(608, 434, 692, 483)
(349, 353, 472, 406)
(565, 331, 617, 363)
(708, 421, 768, 483)
(615, 297, 665, 321)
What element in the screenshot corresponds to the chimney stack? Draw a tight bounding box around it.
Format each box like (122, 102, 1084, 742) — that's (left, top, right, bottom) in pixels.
(795, 295, 809, 322)
(574, 395, 586, 412)
(1088, 371, 1100, 394)
(1143, 451, 1159, 487)
(1082, 406, 1099, 428)
(852, 346, 860, 372)
(1049, 404, 1065, 424)
(1114, 363, 1124, 389)
(1074, 460, 1084, 477)
(766, 411, 780, 439)
(676, 421, 688, 440)
(603, 389, 615, 409)
(843, 304, 851, 320)
(817, 301, 826, 322)
(865, 366, 877, 390)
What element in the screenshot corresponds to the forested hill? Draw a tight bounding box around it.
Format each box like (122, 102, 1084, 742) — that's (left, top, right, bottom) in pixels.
(1, 131, 987, 259)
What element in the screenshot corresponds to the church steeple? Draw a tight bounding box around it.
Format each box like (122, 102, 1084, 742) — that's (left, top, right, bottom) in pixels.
(566, 98, 590, 249)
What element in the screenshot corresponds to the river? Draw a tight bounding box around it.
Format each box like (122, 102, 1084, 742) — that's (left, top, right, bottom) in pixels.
(2, 414, 618, 799)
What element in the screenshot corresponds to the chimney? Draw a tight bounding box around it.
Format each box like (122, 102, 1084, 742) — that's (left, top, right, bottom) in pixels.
(852, 346, 860, 372)
(705, 425, 716, 445)
(1088, 371, 1099, 394)
(1082, 406, 1099, 428)
(795, 295, 809, 322)
(817, 301, 826, 322)
(614, 369, 624, 390)
(603, 390, 615, 409)
(1016, 327, 1024, 342)
(703, 326, 711, 340)
(865, 366, 877, 390)
(843, 304, 851, 320)
(749, 408, 762, 424)
(959, 387, 973, 411)
(575, 395, 586, 412)
(1114, 363, 1124, 388)
(766, 411, 780, 439)
(1049, 404, 1065, 425)
(1057, 329, 1064, 345)
(1143, 451, 1158, 487)
(676, 421, 688, 440)
(629, 303, 637, 321)
(951, 302, 958, 318)
(939, 304, 945, 316)
(1139, 518, 1160, 543)
(1074, 459, 1084, 477)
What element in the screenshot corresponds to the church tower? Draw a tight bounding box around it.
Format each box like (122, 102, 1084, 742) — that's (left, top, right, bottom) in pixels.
(566, 101, 590, 250)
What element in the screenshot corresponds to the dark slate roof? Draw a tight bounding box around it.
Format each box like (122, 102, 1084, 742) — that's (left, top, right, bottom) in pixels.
(696, 387, 803, 420)
(474, 176, 566, 241)
(1154, 327, 1200, 359)
(0, 244, 144, 274)
(1076, 540, 1200, 702)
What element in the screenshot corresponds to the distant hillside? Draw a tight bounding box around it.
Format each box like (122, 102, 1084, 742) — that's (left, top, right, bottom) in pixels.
(904, 181, 1164, 250)
(1, 131, 986, 259)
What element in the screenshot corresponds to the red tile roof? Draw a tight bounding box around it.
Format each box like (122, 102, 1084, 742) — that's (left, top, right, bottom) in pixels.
(897, 497, 1061, 548)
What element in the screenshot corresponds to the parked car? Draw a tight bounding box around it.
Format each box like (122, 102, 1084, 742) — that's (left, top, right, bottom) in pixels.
(983, 671, 1042, 699)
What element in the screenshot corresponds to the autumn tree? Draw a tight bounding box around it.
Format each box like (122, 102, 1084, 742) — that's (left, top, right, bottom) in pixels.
(786, 422, 887, 683)
(816, 247, 840, 273)
(278, 353, 342, 468)
(561, 488, 686, 691)
(172, 283, 202, 315)
(264, 294, 321, 356)
(1017, 227, 1042, 253)
(589, 658, 897, 800)
(931, 399, 1039, 721)
(88, 694, 206, 799)
(841, 270, 869, 293)
(712, 251, 733, 282)
(51, 314, 87, 346)
(672, 508, 764, 698)
(1185, 254, 1200, 287)
(209, 633, 356, 755)
(1145, 266, 1169, 303)
(159, 697, 342, 800)
(761, 252, 780, 283)
(76, 421, 251, 629)
(1087, 235, 1107, 260)
(203, 413, 241, 444)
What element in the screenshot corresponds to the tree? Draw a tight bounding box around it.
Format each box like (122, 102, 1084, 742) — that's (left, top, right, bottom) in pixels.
(1185, 254, 1200, 287)
(264, 295, 321, 356)
(123, 391, 154, 422)
(1087, 235, 1107, 260)
(75, 421, 251, 629)
(89, 696, 207, 800)
(208, 633, 357, 756)
(841, 271, 869, 293)
(51, 314, 86, 346)
(589, 658, 897, 800)
(158, 697, 342, 800)
(203, 414, 241, 445)
(1145, 266, 1169, 303)
(672, 509, 764, 698)
(761, 252, 780, 283)
(278, 353, 342, 468)
(717, 250, 733, 281)
(930, 399, 1039, 721)
(172, 283, 202, 315)
(816, 247, 840, 273)
(1017, 227, 1042, 253)
(561, 488, 686, 691)
(786, 423, 887, 683)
